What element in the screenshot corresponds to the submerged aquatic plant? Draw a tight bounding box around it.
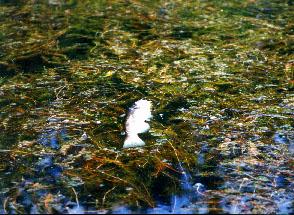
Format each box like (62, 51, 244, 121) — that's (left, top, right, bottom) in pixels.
(0, 0, 293, 213)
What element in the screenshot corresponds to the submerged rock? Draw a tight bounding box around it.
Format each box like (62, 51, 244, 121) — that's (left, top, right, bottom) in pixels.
(123, 99, 152, 148)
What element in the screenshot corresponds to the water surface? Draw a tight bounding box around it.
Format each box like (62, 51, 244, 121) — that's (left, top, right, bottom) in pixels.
(0, 0, 293, 213)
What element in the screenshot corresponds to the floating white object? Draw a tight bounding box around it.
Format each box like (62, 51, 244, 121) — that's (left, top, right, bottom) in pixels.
(80, 132, 88, 141)
(123, 99, 152, 148)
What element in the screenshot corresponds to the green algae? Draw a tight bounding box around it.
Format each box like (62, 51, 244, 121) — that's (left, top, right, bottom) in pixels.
(0, 0, 293, 213)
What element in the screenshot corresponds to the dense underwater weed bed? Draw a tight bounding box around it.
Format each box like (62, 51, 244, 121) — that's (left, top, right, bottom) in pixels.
(0, 0, 293, 213)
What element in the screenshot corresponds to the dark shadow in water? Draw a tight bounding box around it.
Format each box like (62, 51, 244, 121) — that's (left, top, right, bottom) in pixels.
(112, 165, 208, 214)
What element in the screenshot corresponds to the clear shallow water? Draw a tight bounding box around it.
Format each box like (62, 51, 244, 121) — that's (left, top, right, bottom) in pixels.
(0, 0, 293, 214)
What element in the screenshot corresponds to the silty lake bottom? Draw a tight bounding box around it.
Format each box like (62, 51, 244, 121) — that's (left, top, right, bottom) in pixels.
(0, 0, 293, 214)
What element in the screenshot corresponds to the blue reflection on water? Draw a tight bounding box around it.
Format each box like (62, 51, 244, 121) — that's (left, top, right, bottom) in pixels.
(273, 133, 289, 144)
(112, 206, 133, 214)
(12, 126, 88, 214)
(35, 155, 63, 179)
(36, 155, 53, 169)
(66, 202, 85, 214)
(197, 153, 205, 165)
(38, 129, 58, 149)
(38, 127, 69, 150)
(30, 204, 40, 214)
(272, 191, 294, 214)
(46, 165, 63, 178)
(37, 127, 68, 179)
(165, 171, 207, 214)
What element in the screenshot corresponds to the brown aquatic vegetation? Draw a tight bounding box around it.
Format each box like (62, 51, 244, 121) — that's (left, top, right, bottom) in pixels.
(0, 0, 293, 213)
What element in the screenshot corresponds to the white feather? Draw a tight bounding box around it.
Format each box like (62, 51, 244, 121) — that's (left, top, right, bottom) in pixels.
(123, 99, 152, 148)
